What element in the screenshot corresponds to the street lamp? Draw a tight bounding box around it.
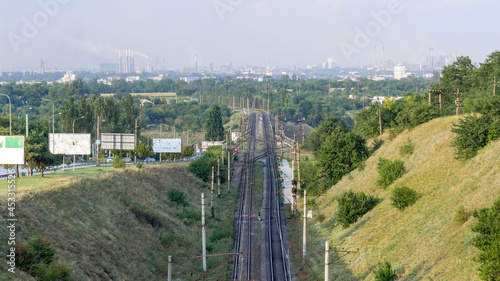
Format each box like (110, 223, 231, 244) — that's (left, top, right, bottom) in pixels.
(42, 98, 55, 136)
(0, 94, 12, 135)
(72, 116, 85, 172)
(72, 116, 85, 134)
(49, 113, 61, 153)
(22, 107, 33, 137)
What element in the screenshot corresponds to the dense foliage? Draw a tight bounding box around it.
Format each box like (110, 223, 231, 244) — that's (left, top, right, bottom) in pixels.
(376, 158, 406, 189)
(336, 190, 379, 228)
(391, 186, 418, 210)
(17, 237, 71, 281)
(188, 146, 228, 183)
(374, 261, 397, 281)
(471, 197, 500, 280)
(205, 105, 225, 141)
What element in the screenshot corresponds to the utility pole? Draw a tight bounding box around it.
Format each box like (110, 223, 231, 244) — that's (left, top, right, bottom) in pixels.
(302, 122, 305, 144)
(493, 76, 497, 96)
(227, 150, 231, 194)
(325, 241, 329, 281)
(97, 116, 100, 166)
(456, 88, 461, 116)
(134, 119, 137, 164)
(168, 256, 172, 281)
(291, 136, 296, 214)
(160, 124, 162, 163)
(201, 193, 207, 272)
(280, 125, 283, 159)
(377, 97, 383, 135)
(297, 143, 301, 191)
(217, 157, 221, 198)
(211, 166, 215, 207)
(303, 189, 307, 263)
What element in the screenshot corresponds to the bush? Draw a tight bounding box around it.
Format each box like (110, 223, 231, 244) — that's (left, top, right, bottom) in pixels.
(16, 237, 71, 281)
(209, 228, 231, 243)
(451, 115, 490, 160)
(376, 158, 406, 189)
(398, 138, 415, 157)
(374, 260, 396, 281)
(336, 190, 379, 228)
(112, 157, 126, 168)
(178, 206, 200, 226)
(168, 188, 187, 206)
(471, 197, 500, 280)
(454, 205, 470, 224)
(391, 186, 418, 210)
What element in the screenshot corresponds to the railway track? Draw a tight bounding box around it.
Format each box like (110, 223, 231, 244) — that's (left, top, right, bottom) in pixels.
(232, 111, 291, 281)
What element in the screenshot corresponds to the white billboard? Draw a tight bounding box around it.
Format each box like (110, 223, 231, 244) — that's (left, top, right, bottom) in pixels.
(0, 136, 25, 165)
(153, 138, 181, 153)
(49, 134, 91, 155)
(101, 133, 135, 151)
(201, 141, 224, 153)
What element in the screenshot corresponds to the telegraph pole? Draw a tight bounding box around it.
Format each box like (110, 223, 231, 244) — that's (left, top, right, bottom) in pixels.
(168, 256, 172, 281)
(456, 88, 461, 116)
(303, 189, 307, 263)
(134, 119, 137, 163)
(201, 193, 207, 272)
(377, 97, 383, 135)
(211, 166, 215, 207)
(291, 136, 296, 214)
(493, 76, 497, 96)
(297, 143, 301, 191)
(159, 124, 162, 163)
(227, 150, 231, 194)
(217, 157, 221, 198)
(325, 241, 329, 281)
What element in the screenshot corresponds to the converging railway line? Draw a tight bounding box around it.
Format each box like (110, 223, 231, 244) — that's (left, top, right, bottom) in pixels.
(232, 111, 291, 281)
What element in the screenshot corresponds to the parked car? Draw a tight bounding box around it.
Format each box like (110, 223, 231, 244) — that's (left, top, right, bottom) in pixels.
(123, 157, 133, 163)
(144, 157, 156, 163)
(106, 157, 114, 163)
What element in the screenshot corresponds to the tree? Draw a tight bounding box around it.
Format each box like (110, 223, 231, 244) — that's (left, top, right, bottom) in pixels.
(135, 142, 152, 163)
(317, 131, 369, 187)
(205, 105, 225, 141)
(472, 197, 500, 280)
(180, 146, 194, 158)
(24, 120, 57, 177)
(307, 116, 349, 157)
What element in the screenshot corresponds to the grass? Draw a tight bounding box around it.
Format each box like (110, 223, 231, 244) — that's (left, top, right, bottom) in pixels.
(0, 165, 238, 280)
(310, 116, 500, 280)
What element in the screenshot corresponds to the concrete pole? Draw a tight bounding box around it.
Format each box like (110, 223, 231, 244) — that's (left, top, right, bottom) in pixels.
(222, 140, 225, 165)
(96, 116, 100, 166)
(168, 255, 172, 281)
(217, 157, 221, 198)
(159, 124, 162, 163)
(201, 193, 207, 271)
(303, 189, 307, 262)
(291, 139, 295, 214)
(211, 166, 215, 208)
(297, 144, 301, 191)
(134, 119, 137, 163)
(325, 241, 329, 281)
(228, 150, 231, 194)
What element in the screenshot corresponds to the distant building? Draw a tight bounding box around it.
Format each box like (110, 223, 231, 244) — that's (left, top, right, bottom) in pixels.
(57, 72, 76, 83)
(327, 57, 335, 69)
(100, 63, 119, 73)
(394, 64, 406, 80)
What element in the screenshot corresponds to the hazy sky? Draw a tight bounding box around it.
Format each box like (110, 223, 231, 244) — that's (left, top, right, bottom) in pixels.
(1, 0, 498, 71)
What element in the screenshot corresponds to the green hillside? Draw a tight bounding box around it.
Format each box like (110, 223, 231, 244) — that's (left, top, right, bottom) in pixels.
(0, 166, 236, 280)
(308, 116, 500, 280)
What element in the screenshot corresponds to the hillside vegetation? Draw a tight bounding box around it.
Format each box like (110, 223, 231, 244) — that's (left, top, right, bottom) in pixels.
(309, 116, 500, 280)
(0, 166, 236, 280)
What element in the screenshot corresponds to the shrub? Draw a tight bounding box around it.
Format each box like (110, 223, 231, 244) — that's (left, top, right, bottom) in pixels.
(336, 190, 379, 228)
(398, 138, 415, 157)
(112, 157, 126, 168)
(454, 205, 470, 224)
(178, 206, 200, 226)
(471, 197, 500, 280)
(16, 237, 71, 281)
(374, 260, 396, 281)
(391, 186, 418, 210)
(451, 115, 490, 160)
(376, 158, 406, 189)
(209, 228, 231, 243)
(168, 188, 186, 206)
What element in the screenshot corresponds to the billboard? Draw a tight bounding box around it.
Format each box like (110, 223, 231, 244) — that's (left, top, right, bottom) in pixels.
(201, 141, 224, 153)
(153, 138, 182, 153)
(231, 132, 241, 143)
(101, 133, 135, 151)
(49, 134, 91, 155)
(0, 136, 25, 165)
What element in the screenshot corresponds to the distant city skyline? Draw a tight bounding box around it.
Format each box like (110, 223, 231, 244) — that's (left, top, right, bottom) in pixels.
(1, 0, 498, 71)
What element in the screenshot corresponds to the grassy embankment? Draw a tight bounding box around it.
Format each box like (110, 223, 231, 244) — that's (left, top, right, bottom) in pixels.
(0, 164, 238, 280)
(288, 116, 499, 280)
